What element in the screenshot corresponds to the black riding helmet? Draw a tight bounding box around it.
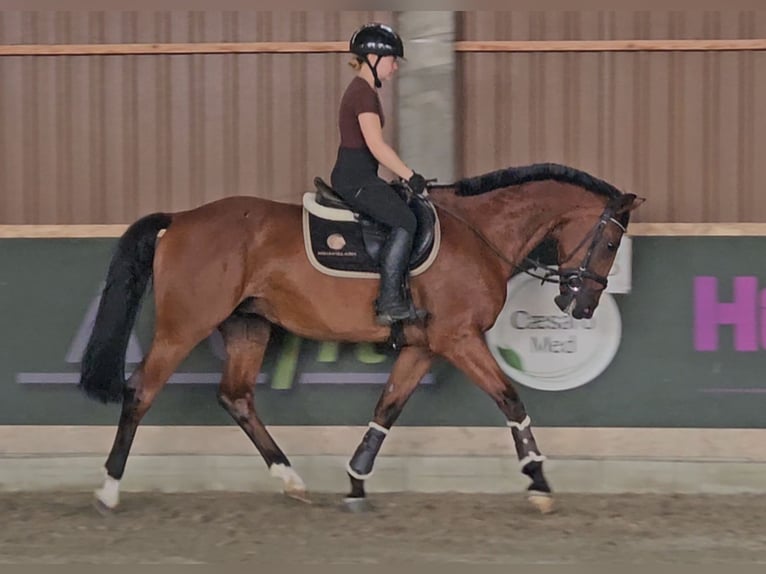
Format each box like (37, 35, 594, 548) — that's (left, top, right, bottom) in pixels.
(349, 23, 404, 88)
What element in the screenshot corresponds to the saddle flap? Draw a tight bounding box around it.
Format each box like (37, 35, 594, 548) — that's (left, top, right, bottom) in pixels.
(409, 195, 436, 262)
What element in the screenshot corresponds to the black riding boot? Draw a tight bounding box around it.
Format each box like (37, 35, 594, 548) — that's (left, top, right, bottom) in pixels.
(375, 227, 426, 326)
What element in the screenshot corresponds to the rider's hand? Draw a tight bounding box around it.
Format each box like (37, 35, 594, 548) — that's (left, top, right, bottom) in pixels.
(408, 172, 427, 196)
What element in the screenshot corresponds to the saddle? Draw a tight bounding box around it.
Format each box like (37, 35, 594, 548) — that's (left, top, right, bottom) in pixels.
(301, 177, 440, 279)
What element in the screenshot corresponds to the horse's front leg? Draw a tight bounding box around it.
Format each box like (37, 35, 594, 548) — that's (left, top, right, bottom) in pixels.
(438, 331, 554, 514)
(344, 345, 433, 511)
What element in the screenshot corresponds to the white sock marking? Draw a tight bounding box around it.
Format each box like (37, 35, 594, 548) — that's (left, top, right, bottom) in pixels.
(94, 471, 120, 509)
(270, 463, 306, 492)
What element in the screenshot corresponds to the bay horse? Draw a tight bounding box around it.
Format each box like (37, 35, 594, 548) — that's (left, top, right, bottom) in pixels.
(79, 162, 643, 514)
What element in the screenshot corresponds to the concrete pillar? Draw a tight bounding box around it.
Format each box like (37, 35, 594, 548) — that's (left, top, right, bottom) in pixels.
(396, 12, 456, 185)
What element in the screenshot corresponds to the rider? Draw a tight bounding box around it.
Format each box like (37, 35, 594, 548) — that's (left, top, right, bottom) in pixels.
(330, 22, 428, 326)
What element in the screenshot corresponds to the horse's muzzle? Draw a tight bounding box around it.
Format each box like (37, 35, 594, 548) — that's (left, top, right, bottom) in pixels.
(555, 291, 594, 319)
(554, 292, 575, 314)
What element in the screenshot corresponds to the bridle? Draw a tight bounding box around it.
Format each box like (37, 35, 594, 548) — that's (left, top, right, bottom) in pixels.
(527, 206, 627, 293)
(423, 186, 627, 292)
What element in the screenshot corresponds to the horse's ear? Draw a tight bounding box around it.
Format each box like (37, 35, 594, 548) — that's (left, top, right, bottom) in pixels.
(615, 193, 646, 214)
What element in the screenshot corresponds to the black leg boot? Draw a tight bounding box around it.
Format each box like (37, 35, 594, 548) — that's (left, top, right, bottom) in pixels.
(375, 227, 426, 326)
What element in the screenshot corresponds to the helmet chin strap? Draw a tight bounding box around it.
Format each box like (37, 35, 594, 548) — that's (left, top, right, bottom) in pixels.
(363, 55, 382, 88)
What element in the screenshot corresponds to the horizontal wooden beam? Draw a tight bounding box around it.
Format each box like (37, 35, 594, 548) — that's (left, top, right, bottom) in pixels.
(0, 41, 348, 56)
(455, 39, 766, 52)
(0, 426, 763, 460)
(627, 223, 766, 236)
(3, 223, 766, 238)
(0, 225, 128, 237)
(1, 39, 765, 57)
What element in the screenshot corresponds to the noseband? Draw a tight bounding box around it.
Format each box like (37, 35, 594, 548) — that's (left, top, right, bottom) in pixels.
(528, 207, 626, 291)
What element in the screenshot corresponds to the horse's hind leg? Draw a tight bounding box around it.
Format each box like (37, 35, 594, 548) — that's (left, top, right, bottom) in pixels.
(438, 332, 554, 514)
(95, 334, 200, 511)
(217, 314, 307, 501)
(344, 346, 433, 510)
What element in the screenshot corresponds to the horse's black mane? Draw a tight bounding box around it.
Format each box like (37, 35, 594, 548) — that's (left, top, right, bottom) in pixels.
(455, 162, 623, 199)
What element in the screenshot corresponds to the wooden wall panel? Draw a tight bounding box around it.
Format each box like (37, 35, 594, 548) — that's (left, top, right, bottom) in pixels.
(457, 11, 766, 223)
(0, 10, 393, 224)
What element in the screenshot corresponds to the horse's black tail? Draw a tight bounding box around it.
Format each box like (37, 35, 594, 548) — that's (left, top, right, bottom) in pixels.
(79, 212, 173, 404)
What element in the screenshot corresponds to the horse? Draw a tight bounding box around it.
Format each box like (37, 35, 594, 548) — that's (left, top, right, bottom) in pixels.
(79, 162, 644, 514)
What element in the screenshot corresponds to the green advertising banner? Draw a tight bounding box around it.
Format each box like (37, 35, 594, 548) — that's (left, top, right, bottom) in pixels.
(2, 236, 765, 428)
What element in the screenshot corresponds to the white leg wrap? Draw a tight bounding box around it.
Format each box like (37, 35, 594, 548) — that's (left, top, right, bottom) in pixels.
(519, 453, 547, 468)
(507, 416, 532, 430)
(345, 461, 373, 480)
(368, 421, 389, 435)
(270, 463, 306, 492)
(94, 472, 121, 509)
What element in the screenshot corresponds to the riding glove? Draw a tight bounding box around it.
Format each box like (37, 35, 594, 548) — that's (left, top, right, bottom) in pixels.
(408, 172, 427, 196)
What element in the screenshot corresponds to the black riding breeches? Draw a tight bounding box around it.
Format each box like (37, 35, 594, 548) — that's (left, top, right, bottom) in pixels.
(336, 178, 417, 236)
(331, 148, 416, 236)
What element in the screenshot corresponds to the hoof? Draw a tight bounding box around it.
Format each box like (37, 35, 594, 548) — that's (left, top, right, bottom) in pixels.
(528, 491, 555, 514)
(342, 496, 373, 513)
(93, 496, 116, 517)
(284, 488, 312, 504)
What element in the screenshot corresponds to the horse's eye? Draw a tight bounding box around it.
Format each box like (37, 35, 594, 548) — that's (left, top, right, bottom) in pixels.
(607, 241, 617, 251)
